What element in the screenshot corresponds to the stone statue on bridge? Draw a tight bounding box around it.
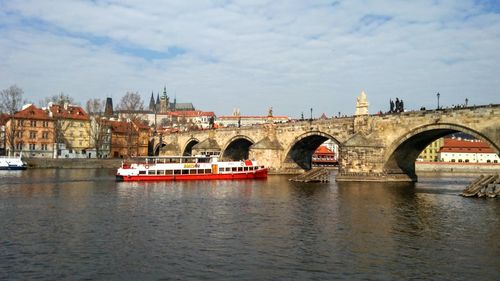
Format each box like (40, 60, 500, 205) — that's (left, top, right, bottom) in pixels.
(355, 91, 369, 116)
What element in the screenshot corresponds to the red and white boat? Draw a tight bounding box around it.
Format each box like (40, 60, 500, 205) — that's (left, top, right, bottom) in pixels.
(116, 155, 268, 181)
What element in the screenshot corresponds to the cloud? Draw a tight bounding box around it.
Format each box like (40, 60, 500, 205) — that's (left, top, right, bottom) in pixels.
(0, 0, 499, 117)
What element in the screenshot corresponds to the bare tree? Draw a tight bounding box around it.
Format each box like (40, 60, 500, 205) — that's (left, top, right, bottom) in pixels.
(86, 98, 110, 158)
(118, 91, 144, 121)
(0, 85, 25, 156)
(46, 95, 76, 158)
(39, 92, 76, 107)
(118, 92, 144, 157)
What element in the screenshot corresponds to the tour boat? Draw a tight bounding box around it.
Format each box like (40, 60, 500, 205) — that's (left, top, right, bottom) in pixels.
(0, 156, 28, 170)
(116, 155, 268, 181)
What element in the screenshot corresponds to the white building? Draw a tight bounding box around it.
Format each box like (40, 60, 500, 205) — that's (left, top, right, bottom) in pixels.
(438, 138, 499, 163)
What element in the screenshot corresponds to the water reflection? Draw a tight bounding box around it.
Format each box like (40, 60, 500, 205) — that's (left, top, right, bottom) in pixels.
(0, 170, 498, 280)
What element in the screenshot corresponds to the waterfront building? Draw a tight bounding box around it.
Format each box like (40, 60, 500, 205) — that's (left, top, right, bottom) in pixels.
(109, 120, 150, 158)
(47, 103, 91, 158)
(438, 138, 499, 163)
(418, 138, 444, 162)
(4, 104, 55, 158)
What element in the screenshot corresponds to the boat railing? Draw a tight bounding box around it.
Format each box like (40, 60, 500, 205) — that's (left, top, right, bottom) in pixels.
(123, 155, 215, 166)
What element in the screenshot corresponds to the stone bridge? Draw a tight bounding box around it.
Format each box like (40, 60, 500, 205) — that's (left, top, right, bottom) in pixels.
(151, 104, 500, 182)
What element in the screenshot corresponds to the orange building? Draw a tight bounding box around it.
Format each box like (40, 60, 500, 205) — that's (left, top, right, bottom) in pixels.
(109, 120, 150, 158)
(312, 145, 338, 166)
(4, 104, 55, 157)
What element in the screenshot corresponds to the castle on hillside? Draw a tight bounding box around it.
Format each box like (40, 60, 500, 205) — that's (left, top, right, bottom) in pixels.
(149, 86, 195, 114)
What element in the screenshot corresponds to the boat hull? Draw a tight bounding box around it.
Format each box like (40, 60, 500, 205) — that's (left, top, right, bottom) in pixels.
(116, 169, 268, 182)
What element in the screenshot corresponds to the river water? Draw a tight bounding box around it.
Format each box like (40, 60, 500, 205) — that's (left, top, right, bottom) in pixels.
(0, 169, 498, 280)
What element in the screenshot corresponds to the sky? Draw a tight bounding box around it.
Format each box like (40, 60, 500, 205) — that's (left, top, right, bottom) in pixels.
(1, 0, 499, 117)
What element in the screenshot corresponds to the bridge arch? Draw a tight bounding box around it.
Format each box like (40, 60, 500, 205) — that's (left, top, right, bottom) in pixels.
(284, 131, 341, 170)
(154, 141, 167, 156)
(222, 135, 255, 161)
(384, 123, 500, 179)
(182, 138, 200, 156)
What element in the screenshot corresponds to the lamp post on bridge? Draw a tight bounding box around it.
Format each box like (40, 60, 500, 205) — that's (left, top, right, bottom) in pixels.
(310, 108, 313, 121)
(436, 92, 440, 109)
(465, 98, 468, 107)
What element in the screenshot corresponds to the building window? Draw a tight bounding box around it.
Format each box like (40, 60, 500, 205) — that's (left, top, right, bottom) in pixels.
(16, 142, 23, 150)
(16, 131, 23, 138)
(43, 121, 49, 127)
(41, 144, 48, 150)
(29, 143, 36, 150)
(29, 131, 37, 139)
(42, 132, 49, 139)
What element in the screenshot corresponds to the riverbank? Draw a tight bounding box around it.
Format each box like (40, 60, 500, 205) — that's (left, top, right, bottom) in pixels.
(25, 158, 123, 169)
(416, 162, 500, 173)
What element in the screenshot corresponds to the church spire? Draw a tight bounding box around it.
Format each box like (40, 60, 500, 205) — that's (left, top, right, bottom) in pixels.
(149, 91, 155, 111)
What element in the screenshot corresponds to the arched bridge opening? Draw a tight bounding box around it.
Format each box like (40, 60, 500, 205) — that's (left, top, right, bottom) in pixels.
(222, 137, 254, 161)
(154, 142, 167, 156)
(285, 132, 340, 171)
(384, 124, 500, 181)
(183, 139, 199, 156)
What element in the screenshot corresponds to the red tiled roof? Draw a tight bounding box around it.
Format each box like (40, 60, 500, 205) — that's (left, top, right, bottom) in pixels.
(109, 120, 134, 134)
(48, 104, 89, 120)
(439, 138, 494, 154)
(132, 120, 151, 130)
(167, 111, 215, 117)
(13, 104, 51, 120)
(314, 145, 335, 155)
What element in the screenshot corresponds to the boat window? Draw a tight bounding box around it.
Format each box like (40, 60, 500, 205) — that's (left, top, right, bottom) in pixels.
(219, 168, 224, 172)
(169, 158, 180, 163)
(189, 169, 197, 174)
(244, 167, 248, 171)
(158, 170, 165, 175)
(139, 170, 146, 175)
(232, 167, 237, 172)
(165, 170, 173, 175)
(184, 158, 196, 163)
(174, 170, 181, 175)
(198, 158, 211, 163)
(182, 169, 189, 175)
(197, 169, 205, 174)
(238, 167, 243, 172)
(204, 169, 211, 174)
(148, 170, 155, 175)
